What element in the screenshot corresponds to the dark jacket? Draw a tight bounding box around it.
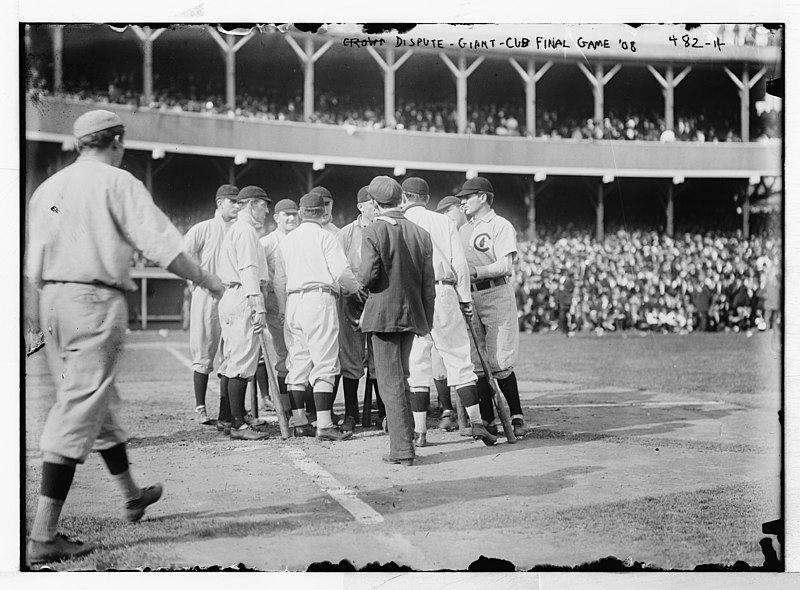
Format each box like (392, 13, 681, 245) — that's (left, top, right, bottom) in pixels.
(358, 209, 435, 334)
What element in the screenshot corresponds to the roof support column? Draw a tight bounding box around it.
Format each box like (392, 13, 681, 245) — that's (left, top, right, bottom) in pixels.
(509, 58, 551, 137)
(647, 65, 691, 133)
(367, 47, 413, 128)
(724, 65, 766, 142)
(132, 26, 165, 105)
(208, 27, 255, 112)
(285, 36, 333, 122)
(578, 62, 620, 127)
(440, 53, 484, 134)
(51, 25, 64, 92)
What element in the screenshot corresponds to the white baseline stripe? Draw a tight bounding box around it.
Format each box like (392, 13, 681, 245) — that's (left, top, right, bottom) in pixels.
(281, 446, 384, 524)
(534, 401, 725, 409)
(164, 345, 194, 370)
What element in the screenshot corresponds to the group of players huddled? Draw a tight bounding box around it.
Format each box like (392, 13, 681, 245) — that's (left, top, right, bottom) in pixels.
(185, 175, 529, 448)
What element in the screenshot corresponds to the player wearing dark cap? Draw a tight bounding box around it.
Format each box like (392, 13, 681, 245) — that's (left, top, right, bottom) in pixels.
(401, 177, 496, 446)
(359, 176, 436, 466)
(335, 186, 383, 431)
(309, 186, 340, 235)
(273, 191, 360, 441)
(436, 195, 468, 229)
(259, 198, 300, 419)
(25, 109, 225, 564)
(184, 184, 242, 426)
(217, 186, 273, 440)
(457, 177, 527, 438)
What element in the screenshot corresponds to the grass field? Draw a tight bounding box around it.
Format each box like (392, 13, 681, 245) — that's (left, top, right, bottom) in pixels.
(22, 328, 782, 572)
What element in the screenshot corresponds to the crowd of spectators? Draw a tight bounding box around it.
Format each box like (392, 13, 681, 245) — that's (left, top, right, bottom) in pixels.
(513, 226, 781, 336)
(26, 66, 781, 142)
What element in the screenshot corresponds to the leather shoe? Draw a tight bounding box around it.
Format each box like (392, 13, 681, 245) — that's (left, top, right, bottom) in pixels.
(293, 424, 316, 437)
(414, 431, 427, 447)
(316, 427, 353, 442)
(230, 424, 269, 440)
(438, 412, 454, 431)
(512, 417, 528, 438)
(382, 455, 414, 466)
(341, 415, 357, 432)
(471, 422, 497, 446)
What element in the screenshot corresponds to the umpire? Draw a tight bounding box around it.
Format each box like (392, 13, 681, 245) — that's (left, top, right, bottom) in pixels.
(24, 109, 224, 565)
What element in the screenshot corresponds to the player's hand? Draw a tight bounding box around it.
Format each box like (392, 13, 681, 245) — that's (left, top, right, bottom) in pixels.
(251, 311, 267, 333)
(203, 273, 225, 298)
(277, 313, 286, 325)
(459, 302, 473, 320)
(469, 266, 478, 279)
(355, 287, 369, 304)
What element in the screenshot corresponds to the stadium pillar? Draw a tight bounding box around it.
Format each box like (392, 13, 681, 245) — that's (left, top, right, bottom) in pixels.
(578, 62, 621, 128)
(367, 47, 413, 128)
(666, 183, 674, 238)
(525, 180, 536, 242)
(509, 58, 551, 137)
(207, 28, 255, 112)
(51, 25, 63, 93)
(285, 35, 333, 122)
(724, 65, 766, 142)
(441, 53, 484, 134)
(132, 26, 165, 105)
(647, 65, 691, 134)
(596, 184, 605, 242)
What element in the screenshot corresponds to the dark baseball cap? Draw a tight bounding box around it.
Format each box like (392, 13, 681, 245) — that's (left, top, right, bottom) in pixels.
(357, 186, 371, 204)
(310, 186, 333, 202)
(73, 109, 124, 139)
(274, 198, 299, 214)
(216, 184, 240, 199)
(436, 196, 462, 212)
(456, 176, 494, 197)
(368, 176, 402, 205)
(238, 186, 272, 203)
(401, 177, 429, 197)
(299, 192, 326, 208)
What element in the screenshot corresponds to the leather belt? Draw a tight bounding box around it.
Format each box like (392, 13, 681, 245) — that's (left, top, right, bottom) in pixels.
(288, 286, 336, 296)
(43, 280, 126, 293)
(435, 279, 456, 286)
(223, 282, 241, 288)
(471, 277, 507, 292)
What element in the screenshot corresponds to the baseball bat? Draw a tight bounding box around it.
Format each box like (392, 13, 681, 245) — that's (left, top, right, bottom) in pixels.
(257, 329, 291, 439)
(463, 314, 517, 444)
(362, 377, 373, 427)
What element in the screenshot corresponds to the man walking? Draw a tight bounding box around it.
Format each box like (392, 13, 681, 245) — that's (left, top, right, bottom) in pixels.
(359, 176, 435, 466)
(24, 109, 224, 564)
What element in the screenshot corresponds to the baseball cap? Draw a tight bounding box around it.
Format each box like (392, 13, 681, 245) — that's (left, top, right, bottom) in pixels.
(401, 177, 429, 197)
(299, 192, 326, 208)
(435, 196, 462, 212)
(216, 184, 240, 199)
(310, 186, 333, 202)
(274, 198, 299, 214)
(238, 186, 272, 203)
(456, 176, 494, 197)
(368, 176, 402, 205)
(73, 109, 124, 139)
(357, 186, 371, 204)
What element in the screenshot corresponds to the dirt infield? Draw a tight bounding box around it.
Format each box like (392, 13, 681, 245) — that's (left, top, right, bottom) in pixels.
(22, 330, 781, 571)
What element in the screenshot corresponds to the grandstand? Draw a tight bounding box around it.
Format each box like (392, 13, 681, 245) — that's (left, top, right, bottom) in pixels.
(23, 23, 783, 332)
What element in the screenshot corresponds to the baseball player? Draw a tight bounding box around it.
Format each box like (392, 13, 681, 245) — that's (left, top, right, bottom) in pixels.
(310, 186, 340, 235)
(401, 177, 496, 446)
(24, 109, 225, 564)
(336, 186, 389, 430)
(259, 198, 300, 418)
(217, 185, 273, 441)
(273, 191, 361, 441)
(457, 177, 527, 438)
(184, 184, 241, 425)
(436, 195, 469, 230)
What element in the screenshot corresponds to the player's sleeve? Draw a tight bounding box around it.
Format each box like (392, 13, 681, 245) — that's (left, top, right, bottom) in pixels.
(183, 224, 202, 261)
(234, 229, 264, 296)
(325, 232, 359, 294)
(24, 194, 46, 288)
(493, 219, 518, 260)
(358, 227, 381, 290)
(108, 171, 184, 268)
(273, 244, 288, 314)
(449, 219, 472, 302)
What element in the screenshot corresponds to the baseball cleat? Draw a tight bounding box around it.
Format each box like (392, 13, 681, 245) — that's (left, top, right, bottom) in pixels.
(316, 427, 353, 442)
(512, 417, 528, 439)
(471, 423, 497, 446)
(341, 415, 357, 432)
(26, 533, 95, 565)
(293, 424, 316, 437)
(196, 407, 213, 425)
(414, 431, 428, 447)
(125, 484, 163, 522)
(230, 425, 269, 441)
(459, 425, 473, 437)
(382, 455, 414, 467)
(215, 419, 230, 431)
(438, 411, 455, 431)
(484, 420, 500, 436)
